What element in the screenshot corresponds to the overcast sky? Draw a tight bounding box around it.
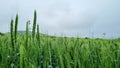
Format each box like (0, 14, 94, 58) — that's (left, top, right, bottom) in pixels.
(0, 0, 120, 38)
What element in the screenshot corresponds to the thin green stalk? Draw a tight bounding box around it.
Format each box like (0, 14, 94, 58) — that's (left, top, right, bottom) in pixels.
(10, 19, 14, 51)
(37, 24, 40, 46)
(15, 14, 18, 44)
(26, 20, 30, 49)
(32, 10, 37, 42)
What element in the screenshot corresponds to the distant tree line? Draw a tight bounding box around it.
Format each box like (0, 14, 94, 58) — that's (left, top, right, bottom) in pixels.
(0, 32, 4, 36)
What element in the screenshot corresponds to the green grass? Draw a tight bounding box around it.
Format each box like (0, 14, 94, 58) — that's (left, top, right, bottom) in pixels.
(0, 10, 120, 68)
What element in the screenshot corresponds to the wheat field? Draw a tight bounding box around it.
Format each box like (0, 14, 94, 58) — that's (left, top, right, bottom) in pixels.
(0, 10, 120, 68)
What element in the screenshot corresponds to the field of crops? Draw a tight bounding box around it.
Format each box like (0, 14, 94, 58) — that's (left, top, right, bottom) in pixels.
(0, 11, 120, 68)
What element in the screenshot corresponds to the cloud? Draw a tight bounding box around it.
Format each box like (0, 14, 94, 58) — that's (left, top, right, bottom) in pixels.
(0, 0, 120, 38)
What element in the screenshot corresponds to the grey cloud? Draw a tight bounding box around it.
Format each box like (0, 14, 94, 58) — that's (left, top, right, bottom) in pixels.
(0, 0, 120, 38)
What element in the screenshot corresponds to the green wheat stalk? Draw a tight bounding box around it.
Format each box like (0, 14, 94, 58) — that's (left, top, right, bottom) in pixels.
(37, 24, 40, 46)
(32, 10, 37, 43)
(14, 14, 18, 44)
(26, 20, 30, 48)
(10, 19, 14, 51)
